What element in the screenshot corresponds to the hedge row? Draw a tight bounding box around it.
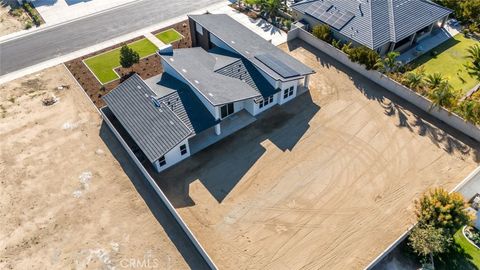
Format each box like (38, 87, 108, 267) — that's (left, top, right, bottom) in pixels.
(23, 2, 43, 27)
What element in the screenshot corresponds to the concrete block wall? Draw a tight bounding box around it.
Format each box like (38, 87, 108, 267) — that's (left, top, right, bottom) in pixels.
(288, 26, 480, 142)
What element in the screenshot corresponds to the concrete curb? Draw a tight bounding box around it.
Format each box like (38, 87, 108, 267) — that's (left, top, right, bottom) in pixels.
(0, 0, 229, 85)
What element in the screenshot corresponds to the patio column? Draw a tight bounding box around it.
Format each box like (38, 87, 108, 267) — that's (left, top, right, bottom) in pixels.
(215, 123, 221, 135)
(304, 75, 310, 89)
(409, 33, 417, 46)
(441, 16, 448, 28)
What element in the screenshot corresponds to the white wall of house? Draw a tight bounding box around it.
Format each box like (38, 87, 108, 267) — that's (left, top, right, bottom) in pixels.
(209, 33, 236, 53)
(279, 79, 298, 105)
(161, 58, 218, 119)
(153, 138, 191, 173)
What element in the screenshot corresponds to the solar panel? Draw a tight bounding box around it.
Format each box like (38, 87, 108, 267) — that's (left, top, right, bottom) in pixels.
(255, 54, 300, 78)
(306, 2, 355, 31)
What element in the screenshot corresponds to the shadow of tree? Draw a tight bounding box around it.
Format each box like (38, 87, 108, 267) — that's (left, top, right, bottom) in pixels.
(288, 39, 480, 163)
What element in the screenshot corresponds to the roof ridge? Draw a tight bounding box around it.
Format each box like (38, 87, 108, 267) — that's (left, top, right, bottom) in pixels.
(388, 0, 396, 43)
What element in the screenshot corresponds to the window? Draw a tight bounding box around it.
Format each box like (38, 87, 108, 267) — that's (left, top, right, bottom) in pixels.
(159, 156, 166, 167)
(259, 95, 274, 109)
(180, 144, 187, 155)
(283, 86, 294, 99)
(195, 23, 203, 35)
(220, 103, 234, 118)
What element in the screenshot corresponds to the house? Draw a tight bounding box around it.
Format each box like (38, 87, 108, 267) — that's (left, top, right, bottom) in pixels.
(291, 0, 452, 55)
(102, 14, 314, 173)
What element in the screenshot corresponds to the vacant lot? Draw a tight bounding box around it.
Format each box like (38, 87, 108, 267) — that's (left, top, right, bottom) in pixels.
(157, 40, 480, 270)
(413, 34, 479, 94)
(0, 66, 203, 269)
(0, 1, 29, 37)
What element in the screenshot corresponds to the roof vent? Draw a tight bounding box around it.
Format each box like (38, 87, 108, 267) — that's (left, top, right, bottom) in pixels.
(194, 80, 200, 84)
(231, 40, 236, 44)
(182, 68, 187, 73)
(137, 85, 142, 89)
(208, 93, 213, 97)
(150, 96, 161, 108)
(169, 120, 174, 125)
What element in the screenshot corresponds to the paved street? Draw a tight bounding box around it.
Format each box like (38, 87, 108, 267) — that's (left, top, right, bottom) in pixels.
(0, 0, 223, 76)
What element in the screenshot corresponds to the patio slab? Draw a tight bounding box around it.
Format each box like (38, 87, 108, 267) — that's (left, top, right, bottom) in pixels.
(397, 24, 460, 64)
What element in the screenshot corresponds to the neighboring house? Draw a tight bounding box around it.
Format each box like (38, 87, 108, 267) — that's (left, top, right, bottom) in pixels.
(291, 0, 452, 55)
(102, 14, 314, 173)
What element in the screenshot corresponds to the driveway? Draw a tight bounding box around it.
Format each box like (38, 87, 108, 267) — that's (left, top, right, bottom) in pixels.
(155, 39, 480, 269)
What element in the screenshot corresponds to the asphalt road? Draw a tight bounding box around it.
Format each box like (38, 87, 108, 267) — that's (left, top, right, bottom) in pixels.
(0, 0, 223, 76)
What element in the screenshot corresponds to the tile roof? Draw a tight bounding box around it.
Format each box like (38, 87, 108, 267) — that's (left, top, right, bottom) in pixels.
(159, 47, 262, 106)
(188, 14, 315, 81)
(103, 74, 219, 163)
(292, 0, 452, 50)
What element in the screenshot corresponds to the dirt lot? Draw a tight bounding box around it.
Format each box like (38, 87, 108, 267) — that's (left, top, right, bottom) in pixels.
(0, 65, 202, 269)
(0, 1, 28, 37)
(157, 40, 480, 270)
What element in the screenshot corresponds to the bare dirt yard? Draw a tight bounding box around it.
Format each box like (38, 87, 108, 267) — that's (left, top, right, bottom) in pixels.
(156, 40, 480, 270)
(0, 65, 205, 269)
(0, 1, 29, 37)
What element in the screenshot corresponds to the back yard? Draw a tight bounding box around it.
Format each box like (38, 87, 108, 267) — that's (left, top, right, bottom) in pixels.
(413, 34, 479, 95)
(155, 40, 480, 270)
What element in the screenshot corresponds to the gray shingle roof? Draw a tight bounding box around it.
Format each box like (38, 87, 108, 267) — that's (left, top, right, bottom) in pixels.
(154, 73, 220, 134)
(103, 74, 193, 163)
(188, 14, 315, 81)
(159, 47, 261, 106)
(213, 51, 279, 98)
(292, 0, 452, 50)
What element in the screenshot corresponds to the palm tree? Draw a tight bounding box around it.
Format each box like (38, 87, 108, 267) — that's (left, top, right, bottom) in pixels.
(375, 51, 400, 74)
(403, 70, 425, 90)
(457, 99, 480, 124)
(429, 80, 456, 109)
(425, 73, 445, 90)
(262, 0, 283, 20)
(465, 44, 480, 83)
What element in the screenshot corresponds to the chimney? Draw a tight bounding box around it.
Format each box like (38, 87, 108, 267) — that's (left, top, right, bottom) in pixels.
(158, 44, 173, 56)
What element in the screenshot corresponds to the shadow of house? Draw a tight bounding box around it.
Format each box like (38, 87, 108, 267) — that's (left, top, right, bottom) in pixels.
(153, 92, 319, 206)
(99, 122, 210, 270)
(289, 39, 480, 162)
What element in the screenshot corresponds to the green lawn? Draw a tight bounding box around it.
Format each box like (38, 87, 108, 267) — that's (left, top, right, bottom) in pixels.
(454, 228, 480, 267)
(435, 227, 480, 269)
(84, 38, 158, 84)
(155, 28, 183, 44)
(413, 34, 480, 95)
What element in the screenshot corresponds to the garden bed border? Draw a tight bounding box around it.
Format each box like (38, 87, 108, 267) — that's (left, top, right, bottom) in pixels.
(288, 26, 480, 142)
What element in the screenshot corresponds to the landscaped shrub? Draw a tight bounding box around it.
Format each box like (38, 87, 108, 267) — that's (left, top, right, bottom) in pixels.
(455, 99, 480, 124)
(312, 24, 332, 43)
(332, 39, 342, 49)
(346, 46, 380, 70)
(465, 226, 480, 246)
(23, 3, 42, 26)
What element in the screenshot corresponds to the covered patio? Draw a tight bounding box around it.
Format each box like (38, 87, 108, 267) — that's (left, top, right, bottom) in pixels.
(397, 22, 460, 64)
(189, 109, 256, 155)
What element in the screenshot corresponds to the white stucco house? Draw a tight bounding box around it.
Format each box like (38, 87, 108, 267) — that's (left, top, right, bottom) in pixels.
(102, 14, 315, 173)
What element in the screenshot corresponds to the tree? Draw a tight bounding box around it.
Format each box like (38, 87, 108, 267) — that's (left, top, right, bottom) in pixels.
(375, 51, 400, 74)
(312, 24, 332, 43)
(425, 73, 445, 90)
(456, 99, 480, 124)
(415, 188, 472, 234)
(465, 44, 480, 83)
(347, 46, 380, 70)
(403, 70, 425, 91)
(429, 80, 456, 109)
(119, 45, 140, 70)
(408, 224, 452, 270)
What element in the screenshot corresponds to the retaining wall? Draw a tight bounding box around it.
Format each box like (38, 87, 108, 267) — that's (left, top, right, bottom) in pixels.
(288, 26, 480, 142)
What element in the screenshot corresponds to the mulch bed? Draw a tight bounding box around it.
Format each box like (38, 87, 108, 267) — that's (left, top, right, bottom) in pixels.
(65, 20, 192, 108)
